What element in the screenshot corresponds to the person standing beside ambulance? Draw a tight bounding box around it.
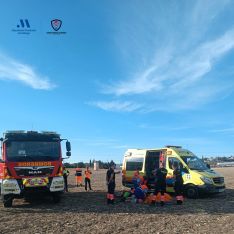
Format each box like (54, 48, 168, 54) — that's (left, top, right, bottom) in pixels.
(152, 161, 168, 206)
(84, 166, 92, 191)
(173, 161, 184, 205)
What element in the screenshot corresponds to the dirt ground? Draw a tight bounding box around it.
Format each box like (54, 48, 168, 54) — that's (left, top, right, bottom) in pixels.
(0, 167, 233, 234)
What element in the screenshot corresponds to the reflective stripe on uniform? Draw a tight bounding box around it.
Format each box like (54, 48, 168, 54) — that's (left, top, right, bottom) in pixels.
(161, 195, 165, 202)
(109, 194, 114, 200)
(176, 195, 184, 201)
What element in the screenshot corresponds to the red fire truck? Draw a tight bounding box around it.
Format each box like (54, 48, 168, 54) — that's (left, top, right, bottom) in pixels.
(0, 131, 71, 207)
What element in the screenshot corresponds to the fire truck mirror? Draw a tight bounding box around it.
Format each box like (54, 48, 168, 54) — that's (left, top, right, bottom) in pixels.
(0, 138, 3, 141)
(66, 151, 71, 157)
(66, 141, 71, 152)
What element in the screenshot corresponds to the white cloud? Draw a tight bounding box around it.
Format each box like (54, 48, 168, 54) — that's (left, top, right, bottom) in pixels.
(97, 29, 234, 111)
(210, 127, 234, 133)
(107, 29, 234, 98)
(92, 0, 234, 112)
(89, 100, 142, 112)
(104, 65, 163, 96)
(103, 50, 173, 96)
(191, 0, 230, 24)
(0, 53, 56, 90)
(171, 29, 234, 90)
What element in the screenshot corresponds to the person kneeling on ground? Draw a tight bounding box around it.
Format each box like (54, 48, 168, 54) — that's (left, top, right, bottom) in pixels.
(121, 177, 148, 203)
(134, 177, 149, 203)
(106, 163, 120, 204)
(172, 161, 184, 205)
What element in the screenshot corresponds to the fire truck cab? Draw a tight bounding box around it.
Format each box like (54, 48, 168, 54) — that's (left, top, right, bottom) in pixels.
(0, 130, 71, 207)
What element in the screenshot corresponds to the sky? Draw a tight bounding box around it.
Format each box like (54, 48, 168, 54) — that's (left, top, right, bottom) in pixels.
(0, 0, 234, 163)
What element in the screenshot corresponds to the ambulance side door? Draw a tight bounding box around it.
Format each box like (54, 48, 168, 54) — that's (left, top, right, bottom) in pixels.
(125, 157, 144, 184)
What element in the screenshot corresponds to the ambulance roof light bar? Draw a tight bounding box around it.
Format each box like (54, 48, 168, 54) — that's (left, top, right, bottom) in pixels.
(165, 145, 182, 149)
(41, 131, 58, 135)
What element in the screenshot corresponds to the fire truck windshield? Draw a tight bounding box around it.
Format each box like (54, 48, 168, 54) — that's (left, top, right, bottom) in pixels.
(6, 141, 60, 162)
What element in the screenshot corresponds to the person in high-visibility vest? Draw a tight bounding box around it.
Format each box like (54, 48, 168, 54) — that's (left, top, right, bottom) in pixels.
(63, 167, 70, 192)
(152, 161, 168, 206)
(75, 168, 83, 187)
(84, 166, 92, 191)
(173, 161, 184, 205)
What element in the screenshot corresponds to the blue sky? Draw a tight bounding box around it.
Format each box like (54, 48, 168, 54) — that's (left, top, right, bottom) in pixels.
(0, 0, 234, 163)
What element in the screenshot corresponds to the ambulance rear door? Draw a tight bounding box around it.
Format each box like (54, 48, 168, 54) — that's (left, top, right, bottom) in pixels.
(145, 150, 164, 188)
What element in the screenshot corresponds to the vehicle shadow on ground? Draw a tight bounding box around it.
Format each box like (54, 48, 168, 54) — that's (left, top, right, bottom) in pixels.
(4, 188, 234, 215)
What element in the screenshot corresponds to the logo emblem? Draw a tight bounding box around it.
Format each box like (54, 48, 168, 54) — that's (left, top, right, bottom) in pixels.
(51, 19, 62, 31)
(12, 19, 36, 35)
(17, 19, 30, 28)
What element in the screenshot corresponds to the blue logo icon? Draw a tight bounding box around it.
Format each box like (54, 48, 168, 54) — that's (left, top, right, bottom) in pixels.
(12, 19, 36, 34)
(51, 19, 62, 31)
(17, 19, 30, 28)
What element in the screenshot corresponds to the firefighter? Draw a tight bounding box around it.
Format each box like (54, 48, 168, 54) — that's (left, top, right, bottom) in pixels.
(63, 167, 70, 192)
(75, 168, 83, 187)
(106, 163, 120, 204)
(152, 161, 168, 206)
(172, 161, 184, 205)
(84, 166, 92, 191)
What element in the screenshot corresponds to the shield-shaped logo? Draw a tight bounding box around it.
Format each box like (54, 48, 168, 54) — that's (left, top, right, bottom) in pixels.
(51, 19, 62, 31)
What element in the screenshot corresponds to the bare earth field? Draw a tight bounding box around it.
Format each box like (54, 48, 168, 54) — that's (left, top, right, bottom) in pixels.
(0, 167, 233, 234)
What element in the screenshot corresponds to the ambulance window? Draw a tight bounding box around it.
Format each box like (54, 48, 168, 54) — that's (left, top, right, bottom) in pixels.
(126, 158, 143, 171)
(168, 157, 183, 169)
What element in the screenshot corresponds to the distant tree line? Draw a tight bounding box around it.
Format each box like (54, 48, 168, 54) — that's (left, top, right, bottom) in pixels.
(63, 160, 116, 169)
(203, 156, 234, 166)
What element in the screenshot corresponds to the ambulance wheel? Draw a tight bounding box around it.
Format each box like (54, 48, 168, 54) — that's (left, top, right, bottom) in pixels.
(52, 193, 61, 203)
(3, 195, 13, 208)
(185, 185, 198, 199)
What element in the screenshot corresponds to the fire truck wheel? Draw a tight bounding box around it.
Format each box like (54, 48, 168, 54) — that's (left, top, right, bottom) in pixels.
(52, 193, 61, 203)
(3, 195, 13, 208)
